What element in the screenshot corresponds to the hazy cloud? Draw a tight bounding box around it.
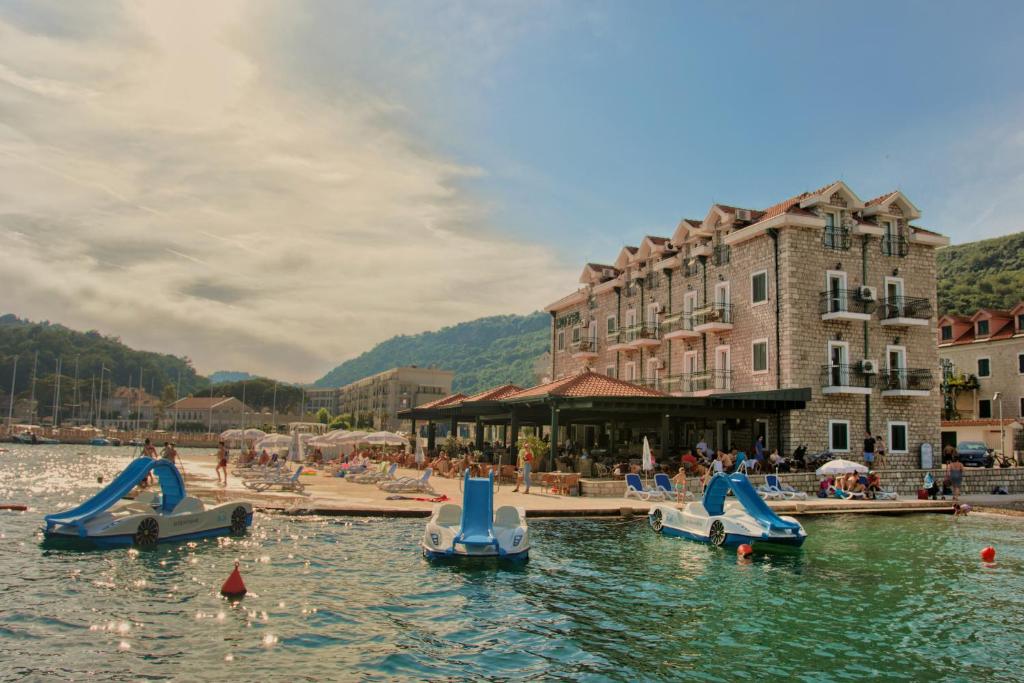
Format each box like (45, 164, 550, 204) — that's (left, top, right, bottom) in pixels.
(0, 1, 574, 381)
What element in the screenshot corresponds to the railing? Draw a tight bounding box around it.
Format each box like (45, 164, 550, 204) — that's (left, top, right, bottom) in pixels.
(683, 261, 701, 277)
(880, 368, 934, 392)
(571, 338, 599, 354)
(878, 296, 932, 321)
(822, 226, 851, 251)
(622, 322, 660, 343)
(820, 364, 873, 390)
(693, 303, 732, 326)
(881, 234, 909, 257)
(712, 244, 731, 266)
(636, 377, 665, 391)
(818, 289, 878, 315)
(674, 369, 732, 393)
(661, 314, 695, 335)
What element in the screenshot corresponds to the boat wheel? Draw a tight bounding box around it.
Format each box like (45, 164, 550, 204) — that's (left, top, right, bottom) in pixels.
(133, 517, 159, 547)
(230, 506, 248, 534)
(709, 520, 726, 547)
(650, 509, 664, 532)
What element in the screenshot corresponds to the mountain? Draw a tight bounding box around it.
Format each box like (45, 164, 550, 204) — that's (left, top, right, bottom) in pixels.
(208, 370, 256, 385)
(0, 314, 205, 416)
(314, 312, 550, 394)
(937, 231, 1024, 315)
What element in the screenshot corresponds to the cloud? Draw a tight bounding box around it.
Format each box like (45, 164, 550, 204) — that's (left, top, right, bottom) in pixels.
(0, 0, 574, 382)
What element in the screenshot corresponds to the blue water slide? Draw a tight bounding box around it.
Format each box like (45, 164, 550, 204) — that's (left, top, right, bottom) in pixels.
(454, 471, 498, 551)
(44, 457, 185, 532)
(701, 472, 800, 533)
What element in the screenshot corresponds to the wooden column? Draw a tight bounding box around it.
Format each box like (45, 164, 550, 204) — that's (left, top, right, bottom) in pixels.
(549, 404, 559, 472)
(474, 417, 483, 450)
(660, 413, 670, 463)
(427, 421, 436, 452)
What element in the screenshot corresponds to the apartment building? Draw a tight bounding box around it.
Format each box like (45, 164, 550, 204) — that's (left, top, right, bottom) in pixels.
(545, 181, 948, 466)
(309, 366, 453, 432)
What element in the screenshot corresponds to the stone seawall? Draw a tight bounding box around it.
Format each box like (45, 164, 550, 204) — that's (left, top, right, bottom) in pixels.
(580, 467, 1024, 498)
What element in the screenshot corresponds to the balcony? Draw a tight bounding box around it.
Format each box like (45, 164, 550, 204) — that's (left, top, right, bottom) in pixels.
(712, 244, 731, 266)
(880, 368, 933, 397)
(820, 364, 873, 395)
(879, 296, 932, 326)
(822, 226, 851, 251)
(624, 322, 661, 348)
(683, 261, 701, 277)
(819, 289, 876, 322)
(571, 337, 599, 360)
(662, 313, 700, 340)
(881, 234, 909, 257)
(675, 369, 732, 396)
(606, 330, 632, 353)
(692, 303, 733, 333)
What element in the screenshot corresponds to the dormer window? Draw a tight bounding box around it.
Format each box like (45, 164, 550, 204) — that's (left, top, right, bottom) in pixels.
(941, 325, 952, 341)
(977, 320, 990, 337)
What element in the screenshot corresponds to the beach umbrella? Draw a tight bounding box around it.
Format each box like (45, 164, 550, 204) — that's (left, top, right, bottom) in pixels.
(642, 436, 654, 479)
(219, 428, 241, 440)
(255, 434, 291, 452)
(815, 458, 869, 476)
(362, 431, 407, 447)
(243, 428, 267, 441)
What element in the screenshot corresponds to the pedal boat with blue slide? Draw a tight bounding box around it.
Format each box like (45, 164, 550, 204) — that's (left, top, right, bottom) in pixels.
(43, 456, 253, 548)
(649, 472, 806, 548)
(421, 470, 529, 561)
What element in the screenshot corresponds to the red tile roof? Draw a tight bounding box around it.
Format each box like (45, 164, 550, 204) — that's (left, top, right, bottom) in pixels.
(759, 181, 840, 220)
(507, 371, 667, 400)
(584, 263, 617, 271)
(644, 235, 670, 245)
(460, 384, 523, 403)
(415, 393, 466, 409)
(170, 397, 241, 410)
(865, 191, 897, 206)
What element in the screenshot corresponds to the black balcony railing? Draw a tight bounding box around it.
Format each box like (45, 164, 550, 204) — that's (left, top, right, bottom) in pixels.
(822, 226, 851, 251)
(881, 234, 909, 257)
(819, 289, 878, 315)
(880, 368, 934, 392)
(572, 338, 598, 354)
(661, 314, 695, 335)
(878, 296, 932, 321)
(712, 244, 731, 266)
(693, 303, 732, 327)
(683, 261, 701, 277)
(676, 369, 732, 393)
(820, 363, 874, 389)
(622, 322, 660, 343)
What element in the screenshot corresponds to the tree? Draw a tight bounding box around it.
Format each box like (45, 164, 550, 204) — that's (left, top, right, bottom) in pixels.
(316, 407, 330, 424)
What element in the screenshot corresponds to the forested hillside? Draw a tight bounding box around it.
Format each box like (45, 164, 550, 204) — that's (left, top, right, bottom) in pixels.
(315, 313, 550, 394)
(937, 231, 1024, 315)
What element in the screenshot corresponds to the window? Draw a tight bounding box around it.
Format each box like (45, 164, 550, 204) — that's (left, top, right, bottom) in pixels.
(977, 320, 989, 336)
(624, 362, 636, 381)
(941, 325, 952, 341)
(1020, 397, 1024, 418)
(606, 315, 617, 336)
(829, 420, 850, 452)
(571, 326, 581, 344)
(977, 358, 991, 377)
(751, 270, 768, 305)
(1018, 313, 1024, 331)
(826, 270, 847, 313)
(606, 366, 616, 378)
(1018, 352, 1024, 374)
(557, 330, 565, 352)
(979, 400, 992, 419)
(824, 212, 837, 229)
(752, 339, 769, 374)
(888, 422, 908, 453)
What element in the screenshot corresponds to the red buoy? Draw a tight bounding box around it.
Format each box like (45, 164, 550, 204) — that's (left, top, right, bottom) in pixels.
(220, 562, 247, 598)
(981, 546, 996, 563)
(737, 543, 753, 558)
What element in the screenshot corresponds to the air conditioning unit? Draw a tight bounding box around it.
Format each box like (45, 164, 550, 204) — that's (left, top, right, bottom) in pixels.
(735, 208, 752, 221)
(649, 359, 663, 370)
(858, 285, 877, 302)
(860, 359, 878, 374)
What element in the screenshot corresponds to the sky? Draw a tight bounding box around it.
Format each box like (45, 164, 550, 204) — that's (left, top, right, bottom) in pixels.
(1, 0, 1022, 382)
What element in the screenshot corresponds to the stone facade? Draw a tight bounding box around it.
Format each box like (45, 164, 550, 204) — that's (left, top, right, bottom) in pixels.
(548, 182, 948, 465)
(938, 329, 1024, 421)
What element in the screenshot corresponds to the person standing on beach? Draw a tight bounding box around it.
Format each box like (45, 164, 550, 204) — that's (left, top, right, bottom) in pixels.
(215, 441, 229, 485)
(863, 431, 876, 467)
(946, 455, 965, 501)
(513, 442, 533, 494)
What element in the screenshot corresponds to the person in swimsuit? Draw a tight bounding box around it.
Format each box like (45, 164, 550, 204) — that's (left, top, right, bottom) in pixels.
(946, 454, 965, 501)
(141, 438, 158, 458)
(215, 441, 229, 485)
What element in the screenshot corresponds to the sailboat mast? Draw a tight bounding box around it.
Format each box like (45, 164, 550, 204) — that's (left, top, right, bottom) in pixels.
(29, 351, 38, 424)
(6, 355, 16, 429)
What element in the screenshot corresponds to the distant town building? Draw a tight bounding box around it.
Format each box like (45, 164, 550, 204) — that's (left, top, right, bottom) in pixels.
(308, 366, 453, 432)
(161, 396, 254, 432)
(544, 180, 949, 465)
(108, 387, 161, 424)
(937, 302, 1024, 456)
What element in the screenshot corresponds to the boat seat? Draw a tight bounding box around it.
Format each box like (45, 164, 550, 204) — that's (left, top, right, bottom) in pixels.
(170, 497, 204, 515)
(494, 506, 521, 529)
(435, 503, 462, 526)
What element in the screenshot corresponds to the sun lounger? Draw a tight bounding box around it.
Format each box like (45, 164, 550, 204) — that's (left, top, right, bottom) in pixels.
(348, 462, 397, 484)
(653, 472, 684, 501)
(243, 466, 305, 493)
(378, 468, 435, 494)
(624, 473, 665, 501)
(762, 474, 807, 500)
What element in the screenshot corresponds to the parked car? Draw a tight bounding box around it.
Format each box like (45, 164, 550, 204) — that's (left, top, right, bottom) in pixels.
(956, 441, 994, 468)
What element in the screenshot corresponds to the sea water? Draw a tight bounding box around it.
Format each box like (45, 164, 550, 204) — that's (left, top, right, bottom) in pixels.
(1, 445, 1023, 681)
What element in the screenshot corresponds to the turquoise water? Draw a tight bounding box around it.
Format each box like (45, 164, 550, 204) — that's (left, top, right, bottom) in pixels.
(2, 445, 1024, 681)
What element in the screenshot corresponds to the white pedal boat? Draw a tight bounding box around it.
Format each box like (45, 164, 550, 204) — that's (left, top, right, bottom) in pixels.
(421, 471, 529, 561)
(649, 472, 806, 548)
(44, 456, 253, 548)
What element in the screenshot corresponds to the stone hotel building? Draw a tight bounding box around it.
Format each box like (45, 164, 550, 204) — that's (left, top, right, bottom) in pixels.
(545, 181, 949, 466)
